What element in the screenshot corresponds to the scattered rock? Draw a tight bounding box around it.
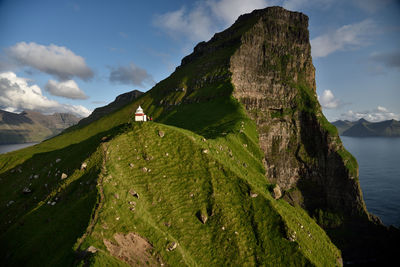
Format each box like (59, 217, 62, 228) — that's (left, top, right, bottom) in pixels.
(243, 144, 248, 148)
(165, 153, 169, 157)
(196, 211, 208, 224)
(166, 242, 177, 251)
(129, 163, 134, 168)
(22, 187, 32, 194)
(51, 201, 56, 206)
(114, 193, 119, 199)
(202, 138, 207, 142)
(142, 167, 148, 172)
(249, 192, 258, 198)
(272, 184, 282, 199)
(222, 226, 225, 230)
(61, 173, 68, 180)
(33, 174, 39, 179)
(235, 231, 239, 235)
(129, 189, 139, 199)
(202, 149, 209, 154)
(6, 200, 15, 207)
(190, 193, 194, 197)
(87, 246, 98, 253)
(243, 163, 248, 168)
(158, 131, 165, 138)
(81, 162, 87, 170)
(55, 158, 61, 163)
(163, 222, 171, 227)
(118, 156, 121, 160)
(128, 201, 136, 206)
(116, 217, 120, 221)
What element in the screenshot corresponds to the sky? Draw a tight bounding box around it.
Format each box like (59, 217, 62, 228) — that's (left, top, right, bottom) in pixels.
(0, 0, 399, 121)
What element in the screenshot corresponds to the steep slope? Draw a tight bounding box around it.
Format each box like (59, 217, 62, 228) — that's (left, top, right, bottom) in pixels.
(76, 90, 143, 128)
(0, 6, 398, 266)
(331, 120, 353, 135)
(0, 110, 80, 144)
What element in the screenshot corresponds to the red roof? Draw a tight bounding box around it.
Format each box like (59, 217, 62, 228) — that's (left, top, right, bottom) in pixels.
(135, 113, 144, 116)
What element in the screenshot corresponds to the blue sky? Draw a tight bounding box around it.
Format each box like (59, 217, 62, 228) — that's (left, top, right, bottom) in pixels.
(0, 0, 399, 121)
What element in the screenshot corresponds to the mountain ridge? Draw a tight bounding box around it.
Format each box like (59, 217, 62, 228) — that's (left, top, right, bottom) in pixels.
(0, 109, 80, 144)
(332, 119, 400, 137)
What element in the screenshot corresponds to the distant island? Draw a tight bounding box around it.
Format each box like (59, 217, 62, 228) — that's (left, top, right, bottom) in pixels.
(332, 118, 400, 137)
(0, 109, 80, 144)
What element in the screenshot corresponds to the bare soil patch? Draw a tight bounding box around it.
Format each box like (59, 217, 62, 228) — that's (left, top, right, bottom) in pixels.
(104, 232, 163, 266)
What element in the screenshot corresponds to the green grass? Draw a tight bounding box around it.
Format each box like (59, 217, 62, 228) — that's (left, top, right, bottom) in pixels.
(79, 122, 341, 266)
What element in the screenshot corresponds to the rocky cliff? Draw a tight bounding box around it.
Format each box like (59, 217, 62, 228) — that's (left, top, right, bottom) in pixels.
(175, 6, 368, 220)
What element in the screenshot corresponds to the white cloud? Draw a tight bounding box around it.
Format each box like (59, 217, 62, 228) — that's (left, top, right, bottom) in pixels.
(153, 0, 270, 42)
(7, 42, 93, 81)
(207, 0, 269, 25)
(109, 63, 154, 87)
(45, 80, 88, 99)
(0, 72, 91, 117)
(282, 0, 334, 11)
(318, 89, 340, 109)
(340, 106, 399, 122)
(311, 19, 376, 58)
(153, 6, 214, 42)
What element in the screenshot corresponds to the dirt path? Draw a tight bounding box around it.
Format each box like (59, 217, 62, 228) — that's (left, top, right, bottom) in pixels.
(76, 143, 108, 251)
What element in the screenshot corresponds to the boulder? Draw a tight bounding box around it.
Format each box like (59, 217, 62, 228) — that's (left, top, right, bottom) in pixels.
(202, 149, 209, 154)
(87, 246, 98, 253)
(129, 163, 134, 168)
(55, 158, 61, 163)
(249, 192, 258, 198)
(158, 131, 165, 138)
(166, 242, 177, 251)
(61, 173, 68, 180)
(272, 184, 282, 199)
(81, 162, 87, 170)
(33, 174, 39, 179)
(129, 189, 139, 199)
(22, 187, 32, 194)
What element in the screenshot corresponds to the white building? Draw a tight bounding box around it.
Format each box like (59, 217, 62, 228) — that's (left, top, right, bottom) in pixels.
(135, 106, 147, 121)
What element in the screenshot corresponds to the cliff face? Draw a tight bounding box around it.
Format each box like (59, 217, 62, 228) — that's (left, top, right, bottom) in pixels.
(227, 7, 366, 218)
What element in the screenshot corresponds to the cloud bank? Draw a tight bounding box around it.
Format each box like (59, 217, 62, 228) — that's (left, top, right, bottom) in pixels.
(7, 42, 93, 81)
(340, 106, 399, 122)
(369, 51, 400, 70)
(318, 89, 340, 109)
(0, 72, 91, 117)
(45, 80, 88, 99)
(311, 19, 376, 58)
(153, 0, 270, 42)
(109, 63, 154, 87)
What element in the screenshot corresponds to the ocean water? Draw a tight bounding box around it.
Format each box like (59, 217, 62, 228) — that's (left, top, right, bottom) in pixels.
(341, 136, 400, 227)
(0, 143, 38, 154)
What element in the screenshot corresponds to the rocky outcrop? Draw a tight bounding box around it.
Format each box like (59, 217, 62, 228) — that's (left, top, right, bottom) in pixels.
(228, 6, 367, 218)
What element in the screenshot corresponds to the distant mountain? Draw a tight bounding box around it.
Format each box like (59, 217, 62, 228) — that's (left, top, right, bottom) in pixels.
(332, 119, 400, 137)
(0, 109, 80, 144)
(76, 89, 143, 128)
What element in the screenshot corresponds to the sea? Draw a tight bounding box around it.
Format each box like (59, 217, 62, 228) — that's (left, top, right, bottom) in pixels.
(0, 143, 38, 154)
(341, 136, 400, 228)
(0, 138, 399, 227)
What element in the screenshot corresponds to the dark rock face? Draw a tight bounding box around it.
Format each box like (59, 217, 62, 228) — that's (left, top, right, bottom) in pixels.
(229, 6, 367, 217)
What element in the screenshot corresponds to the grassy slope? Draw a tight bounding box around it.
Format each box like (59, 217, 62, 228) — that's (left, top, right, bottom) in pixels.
(0, 14, 341, 265)
(81, 122, 340, 266)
